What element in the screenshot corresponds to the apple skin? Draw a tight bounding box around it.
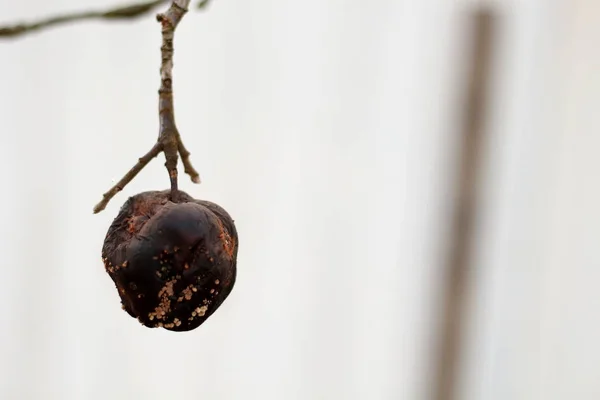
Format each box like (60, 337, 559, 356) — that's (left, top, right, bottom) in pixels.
(101, 190, 238, 332)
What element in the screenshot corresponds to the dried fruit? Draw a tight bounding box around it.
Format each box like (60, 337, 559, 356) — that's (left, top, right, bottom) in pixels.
(101, 190, 238, 332)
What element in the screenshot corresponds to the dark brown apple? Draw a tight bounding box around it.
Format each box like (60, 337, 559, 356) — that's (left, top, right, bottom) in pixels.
(101, 190, 238, 332)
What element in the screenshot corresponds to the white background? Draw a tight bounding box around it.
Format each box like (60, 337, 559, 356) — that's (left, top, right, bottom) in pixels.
(0, 0, 598, 399)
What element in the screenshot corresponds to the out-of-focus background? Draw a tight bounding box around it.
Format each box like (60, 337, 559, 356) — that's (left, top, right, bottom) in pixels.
(0, 0, 598, 399)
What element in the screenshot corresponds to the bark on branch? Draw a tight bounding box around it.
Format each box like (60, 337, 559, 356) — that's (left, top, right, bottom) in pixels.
(93, 0, 202, 214)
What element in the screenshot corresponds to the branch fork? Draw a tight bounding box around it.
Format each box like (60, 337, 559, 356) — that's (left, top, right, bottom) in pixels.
(93, 0, 200, 214)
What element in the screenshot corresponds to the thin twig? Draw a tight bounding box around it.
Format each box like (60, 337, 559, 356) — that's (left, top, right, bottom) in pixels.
(178, 137, 201, 183)
(430, 8, 496, 400)
(156, 0, 199, 198)
(93, 0, 203, 214)
(0, 0, 166, 38)
(0, 0, 212, 39)
(93, 143, 162, 214)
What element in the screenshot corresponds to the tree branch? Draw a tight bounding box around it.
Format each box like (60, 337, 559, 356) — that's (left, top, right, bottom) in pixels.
(93, 0, 204, 214)
(93, 143, 162, 214)
(0, 0, 211, 39)
(178, 137, 201, 183)
(430, 8, 496, 400)
(0, 0, 211, 211)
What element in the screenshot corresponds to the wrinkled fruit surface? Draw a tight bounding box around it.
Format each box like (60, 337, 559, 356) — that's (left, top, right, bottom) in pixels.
(101, 190, 238, 332)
